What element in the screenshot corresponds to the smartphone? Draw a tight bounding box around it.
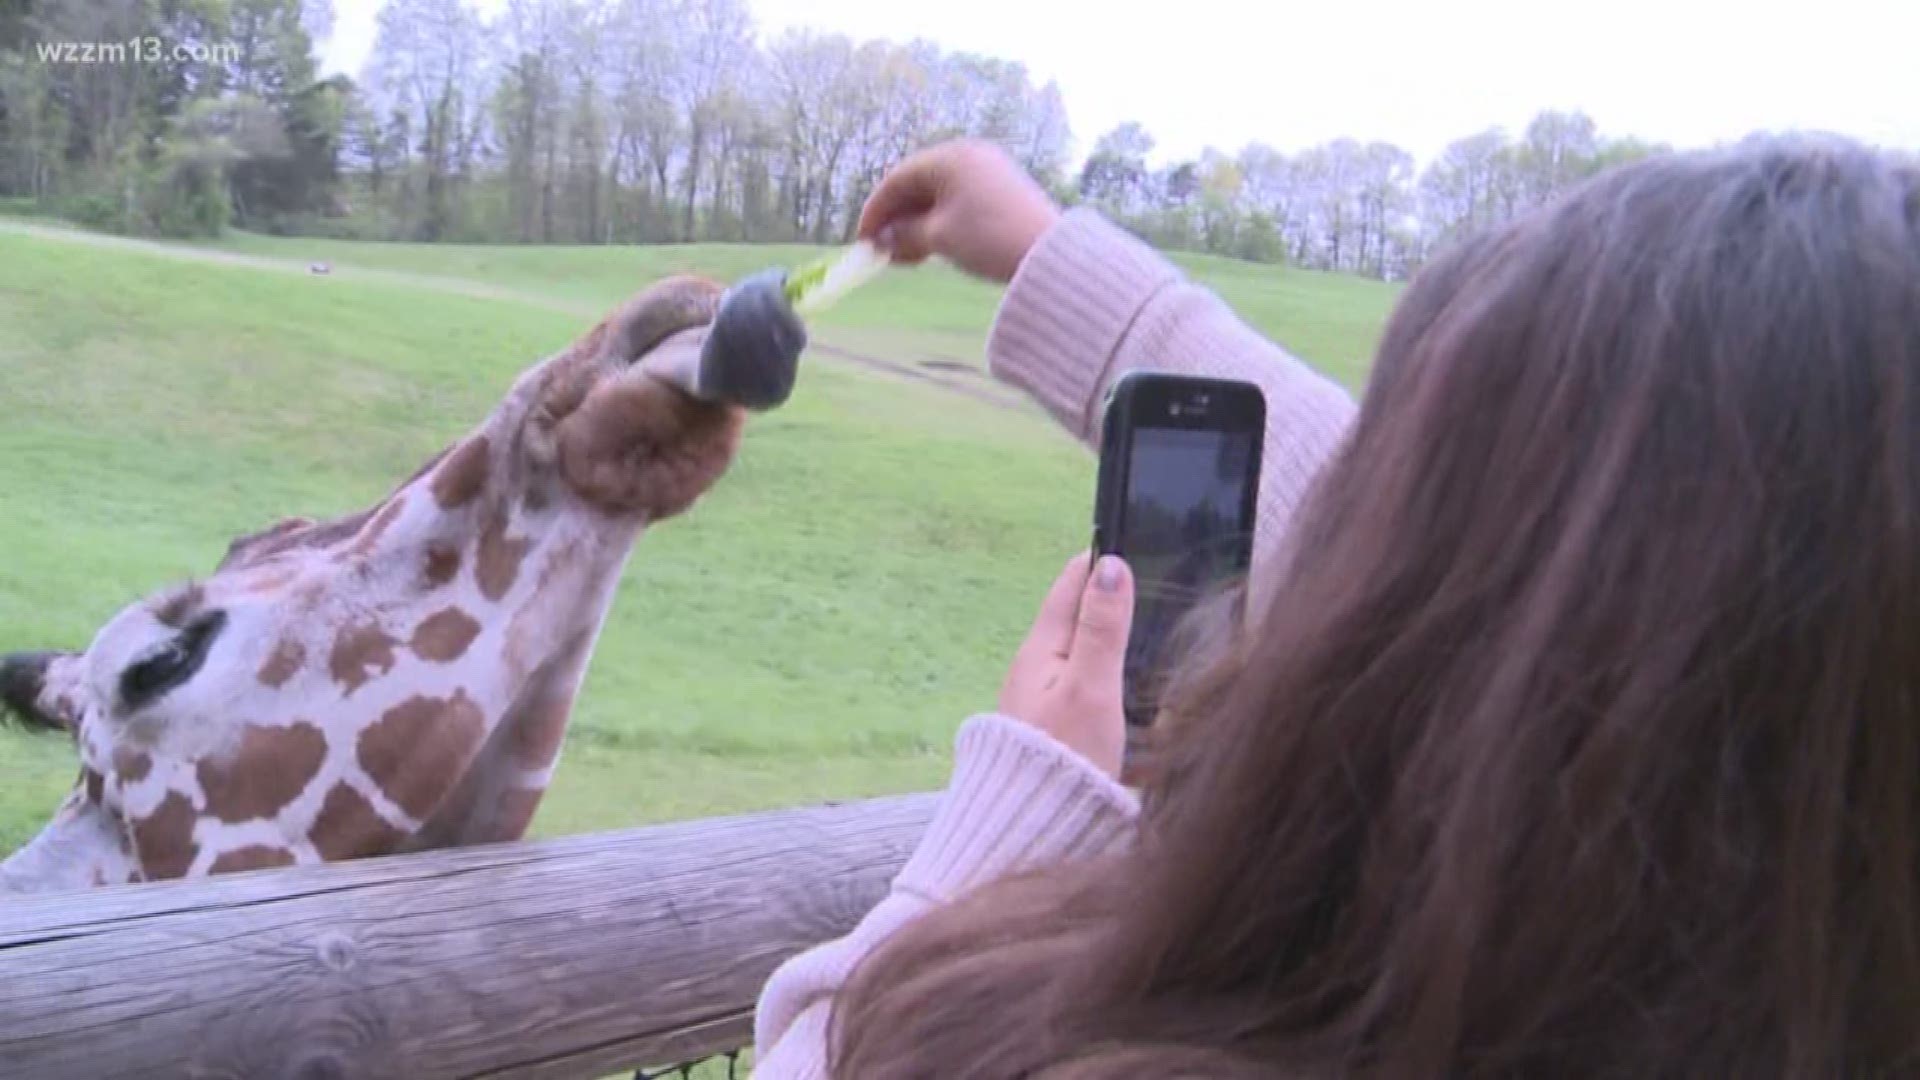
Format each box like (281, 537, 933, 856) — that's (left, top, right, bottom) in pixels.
(1093, 371, 1265, 727)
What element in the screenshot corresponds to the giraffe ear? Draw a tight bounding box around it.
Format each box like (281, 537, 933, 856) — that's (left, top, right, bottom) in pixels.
(0, 651, 74, 733)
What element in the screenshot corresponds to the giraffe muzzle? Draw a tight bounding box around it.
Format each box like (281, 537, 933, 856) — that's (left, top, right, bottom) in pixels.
(0, 651, 61, 731)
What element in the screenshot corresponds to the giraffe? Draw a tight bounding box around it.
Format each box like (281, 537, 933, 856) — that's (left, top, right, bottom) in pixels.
(0, 273, 799, 894)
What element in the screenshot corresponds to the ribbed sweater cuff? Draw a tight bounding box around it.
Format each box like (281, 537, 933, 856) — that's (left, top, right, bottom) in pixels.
(896, 713, 1141, 903)
(987, 208, 1180, 442)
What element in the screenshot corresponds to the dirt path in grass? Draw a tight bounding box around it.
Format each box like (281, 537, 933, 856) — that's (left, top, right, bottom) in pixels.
(0, 218, 1030, 412)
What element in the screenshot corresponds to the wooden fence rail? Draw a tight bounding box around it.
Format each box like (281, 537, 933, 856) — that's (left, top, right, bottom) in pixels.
(0, 793, 939, 1079)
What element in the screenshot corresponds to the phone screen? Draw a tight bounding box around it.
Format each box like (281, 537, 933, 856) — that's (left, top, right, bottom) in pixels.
(1118, 425, 1258, 724)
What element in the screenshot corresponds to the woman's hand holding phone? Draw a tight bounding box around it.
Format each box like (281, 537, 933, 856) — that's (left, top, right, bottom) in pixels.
(998, 553, 1136, 780)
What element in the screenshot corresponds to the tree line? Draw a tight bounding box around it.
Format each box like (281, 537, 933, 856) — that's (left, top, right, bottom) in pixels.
(3, 0, 1680, 279)
(1, 0, 343, 237)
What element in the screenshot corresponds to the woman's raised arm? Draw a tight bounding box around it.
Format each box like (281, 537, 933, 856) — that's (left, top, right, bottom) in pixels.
(859, 139, 1358, 578)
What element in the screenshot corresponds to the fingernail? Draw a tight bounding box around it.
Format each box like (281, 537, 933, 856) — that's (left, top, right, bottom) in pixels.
(1095, 556, 1124, 592)
(876, 225, 897, 251)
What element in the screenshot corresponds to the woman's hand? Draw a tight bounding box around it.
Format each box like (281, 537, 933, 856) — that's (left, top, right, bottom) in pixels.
(998, 552, 1135, 779)
(856, 139, 1062, 283)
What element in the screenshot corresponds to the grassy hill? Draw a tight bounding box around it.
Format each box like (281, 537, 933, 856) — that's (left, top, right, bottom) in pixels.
(0, 221, 1395, 856)
(207, 228, 1396, 386)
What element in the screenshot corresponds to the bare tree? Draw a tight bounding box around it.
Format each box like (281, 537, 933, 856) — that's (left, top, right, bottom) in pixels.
(600, 0, 679, 239)
(492, 0, 569, 240)
(837, 41, 934, 239)
(1080, 122, 1154, 214)
(301, 0, 337, 48)
(769, 29, 853, 239)
(669, 0, 754, 239)
(1356, 141, 1413, 276)
(1518, 109, 1600, 203)
(1020, 81, 1072, 187)
(1417, 127, 1508, 245)
(364, 0, 484, 238)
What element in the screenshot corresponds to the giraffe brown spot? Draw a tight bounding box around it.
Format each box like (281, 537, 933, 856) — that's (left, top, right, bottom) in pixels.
(350, 496, 410, 555)
(311, 782, 407, 861)
(476, 506, 532, 601)
(329, 620, 398, 694)
(197, 721, 328, 824)
(82, 767, 103, 805)
(411, 607, 481, 663)
(209, 845, 296, 874)
(423, 541, 461, 587)
(431, 436, 491, 509)
(492, 786, 544, 839)
(258, 638, 307, 688)
(132, 791, 199, 880)
(357, 690, 487, 820)
(113, 747, 152, 784)
(510, 692, 574, 771)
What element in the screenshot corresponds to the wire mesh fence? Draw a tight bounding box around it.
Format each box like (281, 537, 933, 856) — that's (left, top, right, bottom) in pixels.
(634, 1049, 748, 1079)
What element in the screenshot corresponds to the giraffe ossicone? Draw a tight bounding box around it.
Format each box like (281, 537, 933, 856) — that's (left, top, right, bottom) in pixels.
(0, 274, 801, 894)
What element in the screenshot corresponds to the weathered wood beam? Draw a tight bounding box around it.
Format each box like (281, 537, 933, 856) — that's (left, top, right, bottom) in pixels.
(0, 793, 939, 1079)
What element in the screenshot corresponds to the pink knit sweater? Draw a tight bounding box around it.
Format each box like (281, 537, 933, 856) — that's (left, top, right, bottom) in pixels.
(750, 209, 1359, 1077)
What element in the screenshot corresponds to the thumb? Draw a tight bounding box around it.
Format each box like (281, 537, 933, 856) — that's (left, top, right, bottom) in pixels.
(1067, 555, 1134, 686)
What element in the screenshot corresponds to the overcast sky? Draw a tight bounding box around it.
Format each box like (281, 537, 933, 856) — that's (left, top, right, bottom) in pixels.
(321, 0, 1917, 166)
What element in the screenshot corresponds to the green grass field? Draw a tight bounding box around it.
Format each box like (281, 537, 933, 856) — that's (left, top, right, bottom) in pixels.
(0, 220, 1394, 859)
(206, 229, 1396, 382)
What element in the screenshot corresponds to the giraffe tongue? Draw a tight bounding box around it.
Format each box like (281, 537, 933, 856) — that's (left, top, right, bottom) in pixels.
(693, 269, 806, 412)
(637, 271, 804, 412)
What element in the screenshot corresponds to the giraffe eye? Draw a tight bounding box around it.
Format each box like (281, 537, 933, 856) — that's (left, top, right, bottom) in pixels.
(121, 611, 227, 711)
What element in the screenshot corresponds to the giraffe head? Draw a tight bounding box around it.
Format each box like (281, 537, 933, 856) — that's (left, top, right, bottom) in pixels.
(0, 274, 799, 893)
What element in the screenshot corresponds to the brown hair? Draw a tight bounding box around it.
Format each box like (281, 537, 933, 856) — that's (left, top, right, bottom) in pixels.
(831, 136, 1920, 1076)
